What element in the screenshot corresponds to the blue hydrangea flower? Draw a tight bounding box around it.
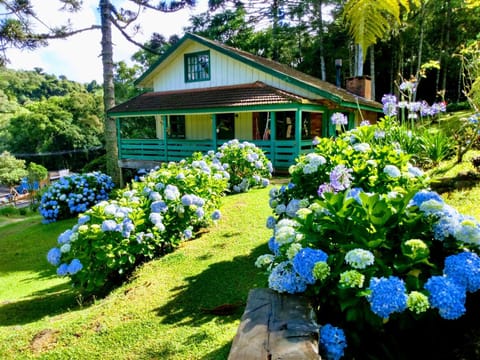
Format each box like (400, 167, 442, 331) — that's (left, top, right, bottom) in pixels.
(57, 263, 69, 276)
(319, 324, 347, 360)
(211, 210, 221, 220)
(268, 236, 280, 255)
(444, 252, 480, 292)
(183, 228, 193, 239)
(286, 199, 301, 218)
(268, 261, 307, 294)
(151, 200, 168, 213)
(101, 219, 119, 232)
(346, 187, 363, 204)
(292, 247, 328, 284)
(122, 218, 135, 238)
(367, 276, 408, 319)
(424, 275, 466, 320)
(67, 259, 83, 275)
(78, 215, 90, 225)
(432, 215, 460, 241)
(58, 229, 74, 245)
(181, 194, 194, 206)
(409, 190, 444, 208)
(195, 207, 205, 218)
(47, 247, 62, 266)
(266, 216, 276, 229)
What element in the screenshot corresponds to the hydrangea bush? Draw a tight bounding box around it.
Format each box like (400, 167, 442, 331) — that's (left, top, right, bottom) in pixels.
(208, 139, 273, 193)
(257, 122, 480, 359)
(39, 172, 115, 223)
(47, 157, 228, 294)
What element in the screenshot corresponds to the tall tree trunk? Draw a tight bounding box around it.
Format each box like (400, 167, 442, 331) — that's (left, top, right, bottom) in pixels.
(100, 0, 120, 185)
(315, 0, 326, 81)
(355, 44, 363, 76)
(271, 0, 280, 61)
(440, 0, 451, 99)
(370, 45, 375, 100)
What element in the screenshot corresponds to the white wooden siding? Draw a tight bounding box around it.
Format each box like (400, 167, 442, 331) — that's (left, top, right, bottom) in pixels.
(152, 40, 322, 101)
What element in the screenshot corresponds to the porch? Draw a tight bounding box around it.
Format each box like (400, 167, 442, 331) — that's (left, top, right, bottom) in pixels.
(118, 138, 316, 170)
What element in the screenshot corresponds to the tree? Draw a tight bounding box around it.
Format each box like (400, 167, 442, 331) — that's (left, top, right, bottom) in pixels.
(0, 150, 27, 203)
(343, 0, 418, 76)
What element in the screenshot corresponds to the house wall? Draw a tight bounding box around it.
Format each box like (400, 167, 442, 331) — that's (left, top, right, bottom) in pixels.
(186, 114, 212, 140)
(152, 41, 320, 101)
(235, 112, 252, 140)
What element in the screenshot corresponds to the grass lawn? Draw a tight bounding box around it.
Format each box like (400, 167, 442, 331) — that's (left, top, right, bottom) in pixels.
(0, 187, 273, 360)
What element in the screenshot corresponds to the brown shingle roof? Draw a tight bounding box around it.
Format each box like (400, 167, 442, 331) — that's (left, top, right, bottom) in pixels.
(109, 82, 314, 114)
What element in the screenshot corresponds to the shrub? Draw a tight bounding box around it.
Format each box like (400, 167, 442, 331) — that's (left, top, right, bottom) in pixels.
(208, 139, 273, 193)
(46, 156, 228, 294)
(39, 172, 115, 223)
(257, 122, 480, 359)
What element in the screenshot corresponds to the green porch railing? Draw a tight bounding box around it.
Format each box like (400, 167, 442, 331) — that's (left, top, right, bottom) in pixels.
(119, 138, 315, 169)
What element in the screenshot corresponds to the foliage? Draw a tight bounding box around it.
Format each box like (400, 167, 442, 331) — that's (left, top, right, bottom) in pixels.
(0, 150, 27, 188)
(207, 139, 273, 193)
(343, 0, 416, 61)
(46, 154, 228, 294)
(257, 121, 480, 359)
(38, 172, 115, 224)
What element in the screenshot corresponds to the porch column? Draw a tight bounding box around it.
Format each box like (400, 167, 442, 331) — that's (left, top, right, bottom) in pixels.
(269, 112, 276, 165)
(162, 115, 168, 161)
(115, 117, 124, 188)
(212, 114, 217, 150)
(116, 118, 122, 159)
(295, 109, 302, 157)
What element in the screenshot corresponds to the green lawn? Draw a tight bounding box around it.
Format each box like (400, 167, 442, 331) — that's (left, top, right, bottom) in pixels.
(0, 188, 272, 359)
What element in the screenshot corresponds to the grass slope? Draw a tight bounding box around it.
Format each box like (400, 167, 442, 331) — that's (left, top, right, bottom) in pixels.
(0, 188, 272, 360)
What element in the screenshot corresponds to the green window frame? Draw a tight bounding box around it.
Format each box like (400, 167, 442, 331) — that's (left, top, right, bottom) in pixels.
(184, 51, 211, 82)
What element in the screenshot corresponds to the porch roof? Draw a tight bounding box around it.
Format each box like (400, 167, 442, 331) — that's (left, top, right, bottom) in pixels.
(108, 82, 319, 116)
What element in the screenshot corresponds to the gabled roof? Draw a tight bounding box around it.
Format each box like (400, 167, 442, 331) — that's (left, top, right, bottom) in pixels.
(135, 32, 382, 112)
(109, 82, 319, 116)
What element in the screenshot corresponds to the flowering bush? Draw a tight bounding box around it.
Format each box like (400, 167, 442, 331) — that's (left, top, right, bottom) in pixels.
(46, 157, 227, 294)
(208, 139, 273, 193)
(257, 122, 480, 359)
(39, 172, 115, 223)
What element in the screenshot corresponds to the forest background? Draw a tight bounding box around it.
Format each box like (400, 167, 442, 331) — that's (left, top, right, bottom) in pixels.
(1, 0, 479, 173)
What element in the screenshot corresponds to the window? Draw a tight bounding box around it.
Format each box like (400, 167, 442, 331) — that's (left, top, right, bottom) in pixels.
(168, 115, 186, 139)
(275, 111, 296, 140)
(216, 113, 235, 140)
(185, 51, 210, 82)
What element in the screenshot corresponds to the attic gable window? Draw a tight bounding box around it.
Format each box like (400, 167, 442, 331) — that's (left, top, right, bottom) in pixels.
(185, 51, 210, 82)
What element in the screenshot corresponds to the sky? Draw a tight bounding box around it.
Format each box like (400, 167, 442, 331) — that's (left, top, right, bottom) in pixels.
(5, 0, 208, 84)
